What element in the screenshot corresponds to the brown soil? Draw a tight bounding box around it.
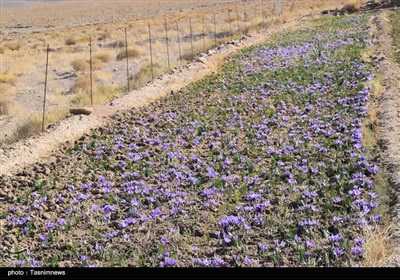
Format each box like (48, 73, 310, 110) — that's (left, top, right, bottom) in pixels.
(373, 9, 400, 266)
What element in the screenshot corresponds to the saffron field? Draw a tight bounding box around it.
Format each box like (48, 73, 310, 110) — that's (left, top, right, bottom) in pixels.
(0, 13, 382, 267)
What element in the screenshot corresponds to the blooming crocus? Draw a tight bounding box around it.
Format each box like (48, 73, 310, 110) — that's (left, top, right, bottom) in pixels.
(258, 242, 268, 251)
(328, 234, 343, 243)
(243, 256, 252, 266)
(102, 204, 116, 213)
(332, 216, 342, 223)
(223, 232, 232, 244)
(202, 259, 212, 267)
(39, 234, 48, 243)
(161, 236, 168, 244)
(354, 237, 364, 246)
(213, 257, 224, 267)
(45, 221, 56, 230)
(306, 240, 315, 248)
(191, 246, 199, 252)
(160, 257, 177, 267)
(333, 247, 344, 257)
(351, 246, 363, 257)
(14, 260, 26, 267)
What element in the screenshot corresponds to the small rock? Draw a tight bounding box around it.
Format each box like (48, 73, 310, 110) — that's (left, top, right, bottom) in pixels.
(196, 57, 207, 64)
(69, 107, 93, 115)
(92, 189, 100, 195)
(7, 234, 18, 246)
(43, 166, 51, 175)
(42, 212, 51, 220)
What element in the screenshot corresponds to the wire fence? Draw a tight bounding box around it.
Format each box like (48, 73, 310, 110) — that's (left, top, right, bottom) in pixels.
(0, 0, 349, 146)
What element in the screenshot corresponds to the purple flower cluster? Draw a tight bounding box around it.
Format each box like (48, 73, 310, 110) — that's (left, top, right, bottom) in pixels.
(0, 14, 378, 267)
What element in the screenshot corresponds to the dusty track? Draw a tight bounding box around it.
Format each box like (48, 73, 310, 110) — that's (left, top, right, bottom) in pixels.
(0, 15, 314, 177)
(374, 10, 400, 266)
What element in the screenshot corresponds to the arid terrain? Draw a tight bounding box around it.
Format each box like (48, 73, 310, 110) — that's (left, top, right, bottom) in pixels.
(1, 0, 400, 270)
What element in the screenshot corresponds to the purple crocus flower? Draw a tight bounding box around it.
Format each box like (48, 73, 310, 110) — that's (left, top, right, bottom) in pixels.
(161, 236, 168, 244)
(102, 204, 116, 213)
(45, 221, 56, 229)
(258, 242, 268, 251)
(333, 247, 344, 257)
(213, 257, 224, 267)
(223, 232, 232, 244)
(328, 234, 343, 243)
(354, 237, 364, 246)
(243, 256, 252, 266)
(351, 246, 363, 257)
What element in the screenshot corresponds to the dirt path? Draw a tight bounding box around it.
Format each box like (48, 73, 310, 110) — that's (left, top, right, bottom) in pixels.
(0, 15, 314, 178)
(374, 10, 400, 266)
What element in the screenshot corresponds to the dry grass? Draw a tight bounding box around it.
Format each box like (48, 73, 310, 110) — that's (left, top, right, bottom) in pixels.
(0, 86, 17, 101)
(95, 72, 113, 81)
(110, 39, 126, 49)
(75, 35, 91, 45)
(6, 60, 36, 75)
(342, 1, 362, 14)
(65, 37, 76, 46)
(180, 39, 215, 61)
(390, 9, 400, 64)
(71, 74, 96, 93)
(92, 58, 105, 70)
(0, 98, 23, 116)
(116, 48, 140, 61)
(130, 61, 170, 89)
(0, 47, 5, 54)
(363, 221, 395, 267)
(66, 54, 107, 74)
(93, 51, 112, 63)
(0, 99, 11, 115)
(373, 169, 391, 215)
(71, 58, 89, 72)
(0, 73, 18, 86)
(10, 109, 69, 141)
(70, 84, 121, 107)
(4, 42, 22, 51)
(97, 30, 112, 41)
(361, 45, 379, 63)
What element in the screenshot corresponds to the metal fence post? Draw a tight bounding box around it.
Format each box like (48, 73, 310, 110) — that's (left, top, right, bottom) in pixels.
(214, 13, 217, 46)
(254, 0, 258, 32)
(235, 3, 240, 34)
(190, 18, 194, 59)
(41, 44, 49, 133)
(148, 24, 154, 81)
(290, 0, 296, 12)
(243, 1, 247, 35)
(164, 18, 170, 70)
(202, 16, 206, 53)
(262, 0, 266, 26)
(176, 20, 181, 63)
(125, 27, 130, 92)
(228, 8, 232, 38)
(89, 35, 93, 105)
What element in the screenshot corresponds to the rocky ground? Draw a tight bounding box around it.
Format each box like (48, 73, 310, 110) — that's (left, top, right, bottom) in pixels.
(373, 10, 400, 266)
